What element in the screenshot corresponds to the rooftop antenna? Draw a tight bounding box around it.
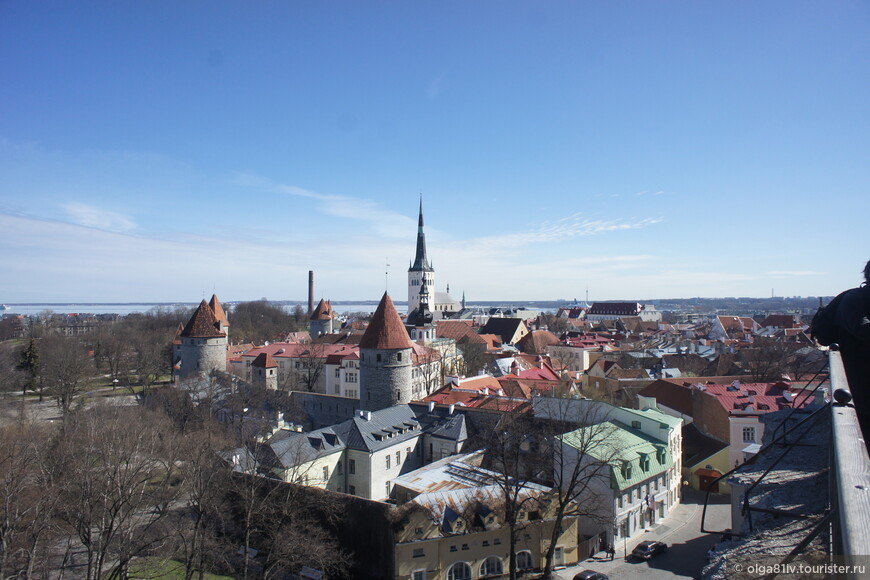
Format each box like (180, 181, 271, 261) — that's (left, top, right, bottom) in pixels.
(385, 258, 390, 292)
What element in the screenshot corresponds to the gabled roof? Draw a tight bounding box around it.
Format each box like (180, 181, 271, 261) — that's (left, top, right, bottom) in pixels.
(252, 352, 278, 368)
(516, 330, 560, 355)
(180, 300, 226, 338)
(479, 318, 527, 344)
(359, 293, 414, 350)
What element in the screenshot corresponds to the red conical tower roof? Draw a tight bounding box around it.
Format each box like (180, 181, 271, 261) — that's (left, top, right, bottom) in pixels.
(209, 294, 229, 327)
(359, 293, 413, 350)
(310, 298, 334, 320)
(180, 300, 226, 338)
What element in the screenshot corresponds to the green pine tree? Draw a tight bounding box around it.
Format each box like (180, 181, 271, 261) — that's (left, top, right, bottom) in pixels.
(17, 337, 40, 398)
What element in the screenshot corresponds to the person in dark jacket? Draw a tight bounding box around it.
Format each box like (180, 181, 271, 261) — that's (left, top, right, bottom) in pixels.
(835, 260, 870, 440)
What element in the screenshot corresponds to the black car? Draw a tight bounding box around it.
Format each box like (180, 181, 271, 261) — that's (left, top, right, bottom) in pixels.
(573, 571, 609, 580)
(631, 540, 667, 560)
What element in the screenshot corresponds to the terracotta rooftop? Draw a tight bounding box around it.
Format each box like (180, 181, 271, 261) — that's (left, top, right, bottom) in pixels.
(516, 330, 560, 355)
(252, 352, 278, 368)
(180, 300, 226, 338)
(310, 298, 334, 320)
(209, 294, 229, 327)
(359, 293, 414, 350)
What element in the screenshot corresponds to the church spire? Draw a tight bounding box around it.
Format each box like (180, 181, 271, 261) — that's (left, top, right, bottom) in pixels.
(409, 194, 433, 272)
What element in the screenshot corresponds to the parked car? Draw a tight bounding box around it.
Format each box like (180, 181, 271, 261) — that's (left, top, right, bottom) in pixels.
(573, 571, 609, 580)
(631, 540, 668, 560)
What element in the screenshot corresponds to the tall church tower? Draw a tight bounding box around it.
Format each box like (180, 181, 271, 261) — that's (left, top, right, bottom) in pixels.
(360, 292, 414, 411)
(407, 196, 435, 315)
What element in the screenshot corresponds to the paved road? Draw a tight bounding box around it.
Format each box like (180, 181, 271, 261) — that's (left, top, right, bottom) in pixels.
(555, 489, 732, 580)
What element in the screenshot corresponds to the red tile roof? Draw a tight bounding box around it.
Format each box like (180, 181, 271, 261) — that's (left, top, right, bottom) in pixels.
(516, 330, 560, 355)
(697, 381, 806, 414)
(358, 293, 414, 350)
(252, 352, 278, 368)
(209, 294, 229, 327)
(180, 300, 226, 338)
(310, 298, 334, 320)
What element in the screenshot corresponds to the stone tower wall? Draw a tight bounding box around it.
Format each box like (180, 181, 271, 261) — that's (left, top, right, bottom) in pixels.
(310, 318, 333, 338)
(174, 336, 227, 378)
(360, 347, 412, 411)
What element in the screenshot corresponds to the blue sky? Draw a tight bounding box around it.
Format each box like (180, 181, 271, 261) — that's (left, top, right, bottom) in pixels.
(1, 1, 868, 303)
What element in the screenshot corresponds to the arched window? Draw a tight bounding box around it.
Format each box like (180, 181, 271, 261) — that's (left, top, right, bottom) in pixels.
(447, 562, 472, 580)
(480, 555, 503, 576)
(516, 551, 533, 570)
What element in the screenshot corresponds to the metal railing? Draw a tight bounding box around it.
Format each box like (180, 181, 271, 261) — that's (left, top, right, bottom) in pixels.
(697, 349, 870, 578)
(829, 348, 870, 568)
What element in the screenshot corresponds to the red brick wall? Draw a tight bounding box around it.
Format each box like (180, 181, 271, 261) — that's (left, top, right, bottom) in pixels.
(692, 389, 730, 443)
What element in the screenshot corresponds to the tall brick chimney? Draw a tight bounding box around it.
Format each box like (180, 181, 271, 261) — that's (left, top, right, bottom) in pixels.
(308, 270, 314, 315)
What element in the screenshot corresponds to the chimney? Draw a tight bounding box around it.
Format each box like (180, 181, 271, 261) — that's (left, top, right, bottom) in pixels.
(308, 270, 314, 315)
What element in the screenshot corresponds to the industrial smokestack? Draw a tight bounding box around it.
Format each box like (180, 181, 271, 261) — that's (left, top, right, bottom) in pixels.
(308, 270, 314, 315)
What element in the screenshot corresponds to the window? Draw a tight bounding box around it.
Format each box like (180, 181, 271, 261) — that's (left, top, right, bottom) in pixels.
(396, 451, 401, 465)
(447, 562, 472, 580)
(377, 354, 382, 362)
(412, 571, 426, 580)
(480, 556, 503, 576)
(493, 538, 501, 545)
(349, 459, 355, 474)
(516, 551, 533, 570)
(412, 548, 425, 558)
(335, 368, 340, 378)
(743, 426, 756, 443)
(449, 545, 457, 552)
(349, 485, 355, 495)
(415, 527, 424, 535)
(397, 352, 402, 361)
(385, 482, 390, 496)
(618, 494, 623, 509)
(322, 466, 329, 480)
(386, 455, 391, 469)
(631, 420, 641, 429)
(337, 463, 342, 475)
(461, 543, 469, 551)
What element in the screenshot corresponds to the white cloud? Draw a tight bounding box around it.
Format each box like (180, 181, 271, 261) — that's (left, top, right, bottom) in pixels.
(234, 174, 414, 238)
(63, 203, 137, 233)
(765, 270, 821, 276)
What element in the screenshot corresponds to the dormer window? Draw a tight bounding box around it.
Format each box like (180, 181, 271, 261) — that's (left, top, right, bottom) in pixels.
(621, 462, 632, 479)
(639, 454, 650, 472)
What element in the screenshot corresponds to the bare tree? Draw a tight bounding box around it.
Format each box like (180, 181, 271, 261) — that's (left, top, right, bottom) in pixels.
(540, 402, 618, 579)
(173, 422, 234, 580)
(478, 405, 551, 580)
(285, 343, 328, 393)
(0, 422, 61, 579)
(40, 336, 92, 418)
(49, 405, 183, 579)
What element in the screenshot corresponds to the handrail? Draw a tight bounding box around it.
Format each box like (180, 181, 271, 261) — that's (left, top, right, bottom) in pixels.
(829, 348, 870, 571)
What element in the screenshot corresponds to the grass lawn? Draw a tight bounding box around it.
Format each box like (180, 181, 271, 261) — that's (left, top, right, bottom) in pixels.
(128, 557, 235, 580)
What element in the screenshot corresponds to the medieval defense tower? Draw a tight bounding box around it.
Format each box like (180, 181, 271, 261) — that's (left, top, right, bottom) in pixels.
(407, 197, 434, 315)
(359, 292, 413, 411)
(309, 298, 336, 337)
(173, 294, 229, 380)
